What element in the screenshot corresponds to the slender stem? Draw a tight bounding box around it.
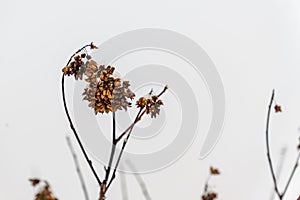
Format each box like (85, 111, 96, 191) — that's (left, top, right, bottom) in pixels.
(66, 136, 90, 200)
(104, 112, 117, 183)
(281, 151, 300, 197)
(106, 109, 144, 190)
(61, 44, 102, 186)
(203, 174, 211, 193)
(265, 90, 281, 199)
(116, 109, 144, 143)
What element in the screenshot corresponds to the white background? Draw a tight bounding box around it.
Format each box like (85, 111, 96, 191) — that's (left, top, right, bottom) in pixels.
(1, 0, 300, 199)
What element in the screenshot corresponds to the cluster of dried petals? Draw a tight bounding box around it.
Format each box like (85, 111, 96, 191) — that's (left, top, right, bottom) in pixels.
(82, 60, 135, 114)
(29, 179, 58, 200)
(62, 54, 87, 80)
(136, 95, 163, 118)
(202, 192, 217, 200)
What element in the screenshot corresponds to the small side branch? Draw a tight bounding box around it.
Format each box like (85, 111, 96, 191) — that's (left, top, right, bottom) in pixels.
(265, 90, 300, 200)
(66, 136, 90, 200)
(61, 43, 102, 186)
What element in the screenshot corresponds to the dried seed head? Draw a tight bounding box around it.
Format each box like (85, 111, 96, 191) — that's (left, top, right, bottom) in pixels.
(81, 60, 135, 114)
(274, 105, 282, 113)
(136, 93, 164, 118)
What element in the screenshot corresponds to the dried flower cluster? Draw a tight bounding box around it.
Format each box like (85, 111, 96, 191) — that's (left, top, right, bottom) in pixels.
(82, 62, 135, 114)
(62, 54, 86, 80)
(136, 95, 163, 118)
(62, 50, 136, 114)
(29, 179, 58, 200)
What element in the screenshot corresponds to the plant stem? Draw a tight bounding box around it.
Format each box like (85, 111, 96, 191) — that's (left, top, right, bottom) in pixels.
(106, 108, 144, 190)
(61, 43, 102, 186)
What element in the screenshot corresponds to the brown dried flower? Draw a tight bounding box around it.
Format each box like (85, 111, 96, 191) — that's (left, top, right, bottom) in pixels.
(274, 104, 282, 113)
(210, 167, 220, 175)
(29, 179, 58, 200)
(82, 60, 135, 114)
(90, 42, 98, 49)
(62, 55, 85, 80)
(136, 95, 164, 118)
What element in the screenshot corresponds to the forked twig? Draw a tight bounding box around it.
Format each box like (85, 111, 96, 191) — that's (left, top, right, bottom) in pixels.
(265, 90, 281, 198)
(265, 90, 300, 200)
(107, 86, 168, 190)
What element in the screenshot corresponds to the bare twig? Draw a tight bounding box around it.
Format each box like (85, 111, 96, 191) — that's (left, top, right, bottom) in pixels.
(66, 136, 90, 200)
(107, 108, 144, 190)
(265, 90, 281, 199)
(126, 160, 151, 200)
(265, 90, 300, 200)
(61, 44, 102, 186)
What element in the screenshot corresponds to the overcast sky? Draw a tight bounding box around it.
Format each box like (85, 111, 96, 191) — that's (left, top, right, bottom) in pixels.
(1, 0, 300, 199)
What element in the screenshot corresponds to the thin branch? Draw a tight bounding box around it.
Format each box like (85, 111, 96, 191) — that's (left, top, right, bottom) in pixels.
(126, 159, 151, 200)
(107, 108, 144, 190)
(281, 151, 300, 197)
(116, 85, 168, 143)
(266, 90, 300, 200)
(61, 43, 102, 186)
(66, 136, 90, 200)
(265, 90, 281, 199)
(203, 174, 211, 194)
(116, 109, 144, 143)
(104, 112, 117, 184)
